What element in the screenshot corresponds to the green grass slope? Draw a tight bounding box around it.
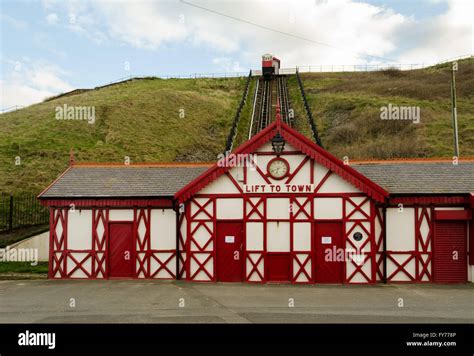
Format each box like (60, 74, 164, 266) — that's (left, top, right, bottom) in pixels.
(1, 58, 472, 195)
(1, 77, 245, 194)
(294, 58, 474, 160)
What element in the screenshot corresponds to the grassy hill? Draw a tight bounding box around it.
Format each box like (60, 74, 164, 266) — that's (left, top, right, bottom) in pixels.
(1, 57, 473, 195)
(0, 77, 245, 194)
(292, 58, 474, 159)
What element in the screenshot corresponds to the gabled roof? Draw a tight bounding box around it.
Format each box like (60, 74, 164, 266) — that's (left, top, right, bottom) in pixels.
(38, 164, 211, 199)
(175, 120, 390, 203)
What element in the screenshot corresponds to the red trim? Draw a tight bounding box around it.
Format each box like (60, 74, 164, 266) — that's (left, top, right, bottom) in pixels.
(175, 120, 389, 203)
(390, 196, 469, 206)
(434, 210, 471, 220)
(42, 198, 173, 208)
(37, 166, 72, 200)
(415, 206, 433, 282)
(469, 212, 474, 265)
(285, 156, 309, 184)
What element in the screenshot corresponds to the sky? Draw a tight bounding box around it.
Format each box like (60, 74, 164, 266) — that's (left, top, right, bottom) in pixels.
(0, 0, 472, 108)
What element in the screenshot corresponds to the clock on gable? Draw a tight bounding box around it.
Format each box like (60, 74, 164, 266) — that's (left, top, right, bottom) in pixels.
(267, 157, 289, 180)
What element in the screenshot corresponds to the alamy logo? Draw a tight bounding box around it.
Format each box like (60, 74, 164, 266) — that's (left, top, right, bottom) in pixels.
(0, 247, 38, 265)
(216, 153, 257, 170)
(380, 103, 420, 123)
(18, 330, 56, 349)
(55, 104, 95, 124)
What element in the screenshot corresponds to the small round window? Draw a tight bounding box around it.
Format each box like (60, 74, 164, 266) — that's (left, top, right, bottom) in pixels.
(353, 232, 363, 241)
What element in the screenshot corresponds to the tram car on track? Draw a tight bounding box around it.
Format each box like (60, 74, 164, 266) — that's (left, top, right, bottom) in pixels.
(262, 53, 280, 79)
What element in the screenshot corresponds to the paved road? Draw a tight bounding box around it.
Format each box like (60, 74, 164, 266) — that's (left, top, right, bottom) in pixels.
(0, 280, 472, 323)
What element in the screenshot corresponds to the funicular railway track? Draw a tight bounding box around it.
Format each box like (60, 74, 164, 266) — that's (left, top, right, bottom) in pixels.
(277, 76, 292, 126)
(229, 54, 322, 150)
(249, 75, 293, 139)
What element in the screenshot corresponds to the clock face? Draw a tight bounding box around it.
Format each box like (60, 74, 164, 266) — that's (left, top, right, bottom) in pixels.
(267, 158, 289, 180)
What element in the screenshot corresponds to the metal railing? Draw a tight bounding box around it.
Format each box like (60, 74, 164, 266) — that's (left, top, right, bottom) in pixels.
(3, 54, 471, 113)
(0, 194, 49, 232)
(296, 69, 323, 147)
(0, 105, 24, 114)
(224, 71, 253, 153)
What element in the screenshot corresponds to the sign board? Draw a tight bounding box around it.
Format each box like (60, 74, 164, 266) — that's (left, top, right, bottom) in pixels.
(244, 184, 314, 193)
(322, 236, 332, 244)
(225, 235, 235, 243)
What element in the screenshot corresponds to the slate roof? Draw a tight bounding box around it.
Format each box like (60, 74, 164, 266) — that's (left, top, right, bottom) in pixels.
(38, 165, 211, 198)
(352, 162, 474, 194)
(39, 161, 474, 199)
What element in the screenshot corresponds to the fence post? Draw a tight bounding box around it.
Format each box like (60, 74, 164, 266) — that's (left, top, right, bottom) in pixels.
(9, 194, 13, 232)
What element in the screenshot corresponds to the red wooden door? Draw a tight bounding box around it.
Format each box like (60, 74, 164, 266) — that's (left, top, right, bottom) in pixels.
(433, 221, 467, 283)
(216, 222, 243, 282)
(267, 253, 291, 282)
(108, 223, 134, 278)
(314, 222, 343, 283)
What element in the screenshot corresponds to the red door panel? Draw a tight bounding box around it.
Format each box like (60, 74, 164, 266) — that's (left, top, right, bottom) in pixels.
(216, 222, 243, 282)
(267, 254, 291, 282)
(433, 221, 467, 283)
(314, 222, 343, 283)
(109, 223, 134, 278)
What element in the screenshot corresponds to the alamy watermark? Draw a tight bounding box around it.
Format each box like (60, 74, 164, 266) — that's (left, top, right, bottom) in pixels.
(217, 153, 258, 170)
(325, 247, 365, 265)
(18, 330, 55, 349)
(55, 104, 95, 124)
(0, 247, 38, 265)
(380, 103, 420, 124)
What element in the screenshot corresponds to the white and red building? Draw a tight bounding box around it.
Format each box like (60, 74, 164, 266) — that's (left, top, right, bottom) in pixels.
(38, 119, 474, 284)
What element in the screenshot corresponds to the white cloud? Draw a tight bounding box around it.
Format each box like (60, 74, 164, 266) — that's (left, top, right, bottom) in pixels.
(45, 13, 59, 25)
(0, 14, 28, 30)
(1, 60, 74, 108)
(39, 0, 412, 67)
(398, 0, 473, 63)
(212, 57, 243, 72)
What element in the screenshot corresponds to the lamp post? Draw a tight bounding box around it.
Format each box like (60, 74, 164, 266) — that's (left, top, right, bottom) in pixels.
(451, 61, 459, 158)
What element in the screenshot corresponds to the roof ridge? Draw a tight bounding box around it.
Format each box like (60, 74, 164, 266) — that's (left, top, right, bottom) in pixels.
(72, 162, 214, 167)
(351, 157, 474, 164)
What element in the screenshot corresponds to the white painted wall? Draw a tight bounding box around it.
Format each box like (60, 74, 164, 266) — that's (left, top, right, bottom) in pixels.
(109, 209, 134, 221)
(67, 209, 92, 250)
(386, 207, 416, 281)
(8, 231, 49, 262)
(216, 198, 243, 219)
(314, 197, 342, 219)
(150, 252, 176, 279)
(267, 198, 290, 219)
(190, 198, 214, 219)
(67, 252, 91, 278)
(190, 221, 213, 251)
(190, 253, 214, 281)
(199, 174, 240, 194)
(246, 222, 264, 251)
(288, 156, 311, 185)
(150, 209, 176, 250)
(246, 254, 264, 282)
(314, 163, 330, 188)
(346, 197, 370, 219)
(293, 223, 311, 251)
(386, 208, 415, 251)
(267, 222, 290, 252)
(318, 173, 361, 193)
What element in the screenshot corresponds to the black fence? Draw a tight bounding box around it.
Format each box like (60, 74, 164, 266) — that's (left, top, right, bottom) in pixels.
(296, 69, 323, 148)
(224, 70, 253, 154)
(0, 194, 49, 232)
